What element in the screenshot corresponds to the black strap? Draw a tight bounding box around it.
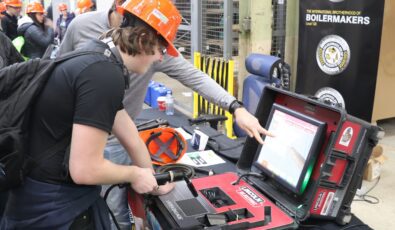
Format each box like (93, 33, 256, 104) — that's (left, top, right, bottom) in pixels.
(146, 131, 185, 164)
(25, 47, 117, 178)
(100, 38, 130, 88)
(55, 50, 106, 63)
(55, 38, 124, 65)
(56, 41, 130, 88)
(23, 136, 70, 174)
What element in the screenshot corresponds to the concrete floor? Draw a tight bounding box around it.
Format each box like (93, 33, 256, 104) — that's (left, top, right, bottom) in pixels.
(351, 118, 395, 230)
(153, 73, 395, 229)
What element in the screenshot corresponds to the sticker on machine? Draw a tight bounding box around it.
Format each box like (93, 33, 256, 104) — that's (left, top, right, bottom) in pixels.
(320, 192, 335, 216)
(339, 127, 353, 147)
(236, 186, 264, 207)
(316, 35, 350, 75)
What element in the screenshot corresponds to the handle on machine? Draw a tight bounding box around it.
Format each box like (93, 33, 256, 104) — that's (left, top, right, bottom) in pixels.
(155, 171, 199, 197)
(154, 170, 185, 185)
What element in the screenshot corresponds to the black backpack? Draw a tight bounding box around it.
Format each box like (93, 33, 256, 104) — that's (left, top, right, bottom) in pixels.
(0, 50, 104, 191)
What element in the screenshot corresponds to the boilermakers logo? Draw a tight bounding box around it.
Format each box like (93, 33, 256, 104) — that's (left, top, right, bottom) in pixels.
(316, 35, 350, 75)
(305, 9, 370, 26)
(237, 186, 264, 207)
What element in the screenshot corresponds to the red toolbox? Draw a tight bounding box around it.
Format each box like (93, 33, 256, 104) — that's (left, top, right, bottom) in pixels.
(128, 86, 381, 229)
(153, 172, 297, 229)
(237, 86, 382, 225)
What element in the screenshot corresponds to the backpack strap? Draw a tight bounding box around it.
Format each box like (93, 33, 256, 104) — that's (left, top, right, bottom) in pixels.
(25, 44, 129, 181)
(55, 43, 130, 88)
(23, 136, 71, 177)
(54, 50, 106, 63)
(55, 39, 123, 64)
(100, 37, 130, 88)
(23, 49, 115, 178)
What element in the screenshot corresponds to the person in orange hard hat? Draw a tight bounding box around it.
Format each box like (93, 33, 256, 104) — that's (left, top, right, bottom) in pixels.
(75, 0, 94, 15)
(0, 0, 180, 229)
(0, 2, 6, 19)
(58, 0, 270, 229)
(1, 0, 22, 40)
(17, 1, 54, 58)
(117, 0, 181, 57)
(0, 1, 23, 67)
(55, 3, 74, 42)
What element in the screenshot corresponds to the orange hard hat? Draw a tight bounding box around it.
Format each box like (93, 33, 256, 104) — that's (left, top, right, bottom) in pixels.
(0, 2, 6, 12)
(4, 0, 22, 8)
(58, 3, 67, 11)
(139, 127, 186, 165)
(77, 0, 93, 11)
(118, 0, 181, 57)
(26, 1, 45, 14)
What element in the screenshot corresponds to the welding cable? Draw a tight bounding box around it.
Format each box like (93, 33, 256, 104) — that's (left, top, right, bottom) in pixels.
(156, 163, 195, 179)
(231, 172, 264, 185)
(103, 184, 124, 230)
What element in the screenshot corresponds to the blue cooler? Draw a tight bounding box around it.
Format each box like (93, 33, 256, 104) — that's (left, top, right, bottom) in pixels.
(144, 80, 157, 106)
(150, 84, 170, 108)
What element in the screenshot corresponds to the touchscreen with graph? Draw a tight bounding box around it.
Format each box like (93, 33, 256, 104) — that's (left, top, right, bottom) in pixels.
(254, 104, 326, 194)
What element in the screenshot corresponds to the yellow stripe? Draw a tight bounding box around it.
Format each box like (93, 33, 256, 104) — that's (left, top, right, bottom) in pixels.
(192, 53, 236, 138)
(193, 52, 201, 118)
(225, 59, 236, 138)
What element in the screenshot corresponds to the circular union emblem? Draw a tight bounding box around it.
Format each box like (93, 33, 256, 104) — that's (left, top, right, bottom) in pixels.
(315, 87, 346, 109)
(316, 35, 350, 75)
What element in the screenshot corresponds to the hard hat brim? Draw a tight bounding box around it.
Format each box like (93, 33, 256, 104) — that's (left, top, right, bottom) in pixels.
(7, 3, 22, 7)
(165, 40, 179, 57)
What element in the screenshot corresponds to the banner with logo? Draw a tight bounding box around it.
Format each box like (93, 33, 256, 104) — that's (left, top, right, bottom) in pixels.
(296, 0, 385, 122)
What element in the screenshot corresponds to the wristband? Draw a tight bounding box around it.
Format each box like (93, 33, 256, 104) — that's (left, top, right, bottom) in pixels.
(228, 100, 244, 114)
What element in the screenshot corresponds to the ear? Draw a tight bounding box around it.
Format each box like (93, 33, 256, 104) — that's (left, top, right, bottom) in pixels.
(137, 33, 149, 54)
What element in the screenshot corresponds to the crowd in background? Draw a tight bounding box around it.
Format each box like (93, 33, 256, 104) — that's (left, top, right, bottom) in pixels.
(0, 0, 95, 61)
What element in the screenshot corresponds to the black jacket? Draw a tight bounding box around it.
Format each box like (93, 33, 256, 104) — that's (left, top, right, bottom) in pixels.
(0, 31, 24, 68)
(18, 22, 54, 59)
(1, 12, 18, 40)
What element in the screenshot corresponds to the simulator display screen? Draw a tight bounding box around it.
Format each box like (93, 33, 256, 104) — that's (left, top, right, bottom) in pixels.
(254, 104, 325, 194)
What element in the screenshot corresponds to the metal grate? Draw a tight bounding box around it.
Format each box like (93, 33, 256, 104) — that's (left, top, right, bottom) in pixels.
(201, 0, 224, 56)
(173, 0, 239, 60)
(270, 0, 287, 59)
(201, 0, 239, 57)
(200, 0, 240, 97)
(232, 0, 239, 58)
(170, 0, 240, 114)
(173, 0, 192, 59)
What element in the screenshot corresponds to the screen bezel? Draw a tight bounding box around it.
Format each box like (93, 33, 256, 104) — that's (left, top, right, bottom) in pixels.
(253, 103, 326, 195)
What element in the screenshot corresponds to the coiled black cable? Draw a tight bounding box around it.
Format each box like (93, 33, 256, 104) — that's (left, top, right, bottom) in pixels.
(156, 163, 196, 179)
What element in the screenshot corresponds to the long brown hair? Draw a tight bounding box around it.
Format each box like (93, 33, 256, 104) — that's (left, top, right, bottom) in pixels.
(27, 13, 45, 31)
(101, 27, 166, 56)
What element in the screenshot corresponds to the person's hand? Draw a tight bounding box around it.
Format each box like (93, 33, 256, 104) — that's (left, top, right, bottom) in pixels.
(129, 166, 158, 194)
(150, 182, 176, 196)
(234, 107, 273, 144)
(44, 18, 53, 28)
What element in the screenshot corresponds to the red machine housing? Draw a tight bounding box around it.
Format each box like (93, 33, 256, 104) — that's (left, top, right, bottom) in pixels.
(237, 86, 381, 225)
